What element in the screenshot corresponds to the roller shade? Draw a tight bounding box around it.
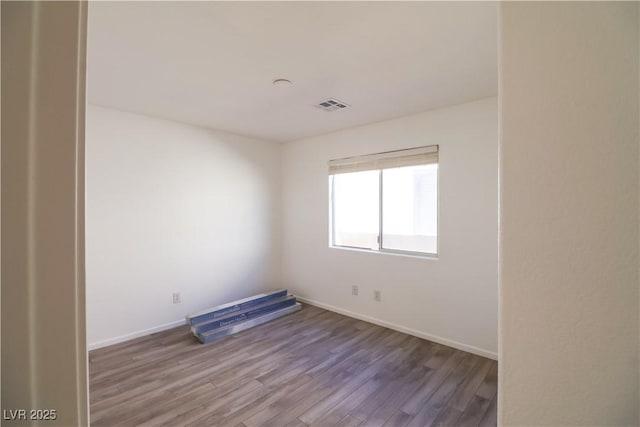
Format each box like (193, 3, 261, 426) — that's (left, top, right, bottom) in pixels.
(328, 145, 438, 175)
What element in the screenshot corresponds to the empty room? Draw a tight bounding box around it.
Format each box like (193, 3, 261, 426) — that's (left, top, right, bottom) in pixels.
(84, 2, 499, 424)
(2, 1, 638, 427)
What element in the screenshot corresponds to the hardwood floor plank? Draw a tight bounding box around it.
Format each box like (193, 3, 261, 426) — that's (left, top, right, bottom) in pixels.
(185, 375, 309, 426)
(242, 332, 408, 426)
(299, 342, 415, 424)
(360, 364, 432, 426)
(457, 395, 492, 427)
(381, 409, 413, 427)
(137, 382, 237, 427)
(478, 394, 498, 427)
(336, 414, 364, 427)
(127, 379, 263, 426)
(475, 361, 498, 400)
(203, 373, 314, 427)
(405, 353, 479, 427)
(258, 344, 392, 426)
(399, 347, 467, 416)
(449, 357, 493, 411)
(430, 405, 463, 427)
(346, 380, 398, 422)
(298, 366, 382, 425)
(89, 304, 497, 426)
(245, 377, 338, 426)
(309, 377, 384, 426)
(232, 325, 395, 427)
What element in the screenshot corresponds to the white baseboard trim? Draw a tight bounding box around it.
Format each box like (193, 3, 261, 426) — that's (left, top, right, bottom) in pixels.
(296, 296, 498, 360)
(88, 319, 187, 351)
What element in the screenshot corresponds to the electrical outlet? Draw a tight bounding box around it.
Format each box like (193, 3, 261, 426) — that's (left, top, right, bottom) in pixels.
(352, 285, 358, 296)
(374, 290, 381, 302)
(172, 292, 181, 304)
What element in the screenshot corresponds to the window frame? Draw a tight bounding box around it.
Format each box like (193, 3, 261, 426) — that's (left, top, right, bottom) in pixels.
(328, 153, 439, 258)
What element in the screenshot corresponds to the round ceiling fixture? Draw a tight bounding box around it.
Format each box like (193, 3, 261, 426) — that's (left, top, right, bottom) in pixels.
(273, 78, 293, 87)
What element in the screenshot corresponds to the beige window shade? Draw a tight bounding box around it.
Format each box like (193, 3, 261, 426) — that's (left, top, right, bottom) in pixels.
(328, 145, 438, 175)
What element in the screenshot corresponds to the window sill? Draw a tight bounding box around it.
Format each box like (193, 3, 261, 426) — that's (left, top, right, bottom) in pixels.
(329, 245, 439, 260)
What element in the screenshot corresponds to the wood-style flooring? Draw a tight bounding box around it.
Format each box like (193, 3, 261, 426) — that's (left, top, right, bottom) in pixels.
(89, 304, 497, 426)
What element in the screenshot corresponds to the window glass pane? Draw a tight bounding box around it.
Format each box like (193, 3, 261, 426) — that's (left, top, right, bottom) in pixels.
(332, 170, 379, 250)
(382, 164, 438, 254)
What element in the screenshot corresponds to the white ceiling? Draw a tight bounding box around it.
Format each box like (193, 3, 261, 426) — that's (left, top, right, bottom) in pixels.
(87, 2, 497, 142)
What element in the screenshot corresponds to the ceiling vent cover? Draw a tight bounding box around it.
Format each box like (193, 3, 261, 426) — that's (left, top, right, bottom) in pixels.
(315, 98, 350, 112)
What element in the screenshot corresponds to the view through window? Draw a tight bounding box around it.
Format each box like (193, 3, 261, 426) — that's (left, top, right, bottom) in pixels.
(329, 146, 438, 256)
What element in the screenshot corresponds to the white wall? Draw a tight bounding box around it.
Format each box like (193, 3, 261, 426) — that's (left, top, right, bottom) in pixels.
(86, 106, 281, 348)
(500, 2, 639, 425)
(2, 2, 89, 425)
(281, 98, 499, 358)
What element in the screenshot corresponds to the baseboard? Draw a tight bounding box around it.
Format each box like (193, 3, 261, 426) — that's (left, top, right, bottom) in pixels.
(88, 319, 187, 351)
(296, 296, 498, 360)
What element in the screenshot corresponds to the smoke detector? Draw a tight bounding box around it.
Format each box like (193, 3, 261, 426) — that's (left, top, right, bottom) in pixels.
(315, 98, 350, 112)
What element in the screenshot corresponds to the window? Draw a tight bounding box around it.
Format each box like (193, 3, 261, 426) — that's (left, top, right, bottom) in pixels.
(329, 146, 438, 256)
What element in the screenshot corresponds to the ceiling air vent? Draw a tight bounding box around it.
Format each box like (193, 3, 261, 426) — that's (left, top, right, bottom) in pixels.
(315, 98, 350, 112)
